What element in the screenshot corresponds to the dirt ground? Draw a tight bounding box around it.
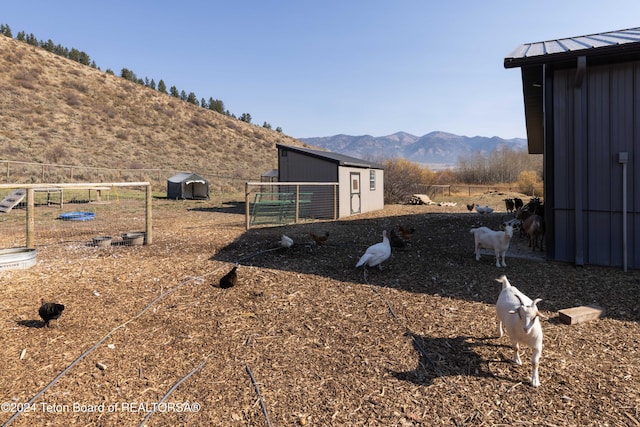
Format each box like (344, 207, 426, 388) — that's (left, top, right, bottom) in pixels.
(0, 194, 639, 426)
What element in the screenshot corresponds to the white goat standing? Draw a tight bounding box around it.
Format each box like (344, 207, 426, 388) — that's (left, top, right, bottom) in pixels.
(495, 275, 545, 387)
(470, 225, 513, 267)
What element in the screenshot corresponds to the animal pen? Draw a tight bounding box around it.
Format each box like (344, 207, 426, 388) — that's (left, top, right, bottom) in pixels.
(245, 182, 338, 229)
(0, 182, 152, 260)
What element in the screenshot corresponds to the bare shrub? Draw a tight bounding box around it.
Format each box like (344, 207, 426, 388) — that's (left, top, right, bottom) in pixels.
(46, 144, 67, 163)
(457, 147, 542, 185)
(13, 70, 39, 89)
(115, 131, 129, 140)
(517, 170, 544, 196)
(383, 158, 436, 204)
(64, 90, 81, 106)
(65, 80, 89, 93)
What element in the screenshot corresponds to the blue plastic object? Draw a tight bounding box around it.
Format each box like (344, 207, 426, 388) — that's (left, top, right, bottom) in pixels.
(59, 211, 96, 221)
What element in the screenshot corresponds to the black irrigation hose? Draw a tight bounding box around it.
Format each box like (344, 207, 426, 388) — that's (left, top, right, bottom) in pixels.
(234, 246, 284, 263)
(363, 270, 440, 373)
(138, 359, 208, 427)
(246, 364, 272, 427)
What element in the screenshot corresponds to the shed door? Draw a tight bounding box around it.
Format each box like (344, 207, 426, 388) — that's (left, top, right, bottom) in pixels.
(350, 172, 361, 214)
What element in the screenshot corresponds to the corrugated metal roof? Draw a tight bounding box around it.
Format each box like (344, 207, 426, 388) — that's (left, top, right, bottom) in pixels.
(505, 27, 640, 68)
(167, 172, 207, 183)
(277, 144, 384, 169)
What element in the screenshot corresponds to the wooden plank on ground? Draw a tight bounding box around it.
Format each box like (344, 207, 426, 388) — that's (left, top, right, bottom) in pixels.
(558, 305, 605, 325)
(0, 189, 27, 213)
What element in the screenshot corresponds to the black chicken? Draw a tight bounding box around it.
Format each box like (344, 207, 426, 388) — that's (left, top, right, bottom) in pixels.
(219, 266, 238, 289)
(388, 228, 405, 248)
(39, 302, 65, 327)
(466, 203, 475, 211)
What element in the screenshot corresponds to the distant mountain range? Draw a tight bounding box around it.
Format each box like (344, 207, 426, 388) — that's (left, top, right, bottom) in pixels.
(300, 131, 527, 170)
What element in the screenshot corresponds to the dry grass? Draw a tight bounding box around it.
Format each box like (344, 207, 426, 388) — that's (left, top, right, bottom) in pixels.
(0, 35, 305, 183)
(0, 193, 638, 426)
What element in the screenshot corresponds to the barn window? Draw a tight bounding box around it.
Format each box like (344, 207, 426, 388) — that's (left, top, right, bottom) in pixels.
(369, 170, 376, 191)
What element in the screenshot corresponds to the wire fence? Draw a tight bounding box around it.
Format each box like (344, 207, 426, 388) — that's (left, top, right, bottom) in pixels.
(0, 160, 250, 194)
(0, 182, 152, 252)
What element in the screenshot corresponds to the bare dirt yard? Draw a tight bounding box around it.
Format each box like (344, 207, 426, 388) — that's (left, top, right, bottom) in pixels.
(0, 193, 639, 426)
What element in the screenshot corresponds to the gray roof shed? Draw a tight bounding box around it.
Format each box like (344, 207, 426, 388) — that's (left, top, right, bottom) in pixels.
(276, 144, 384, 169)
(167, 172, 209, 200)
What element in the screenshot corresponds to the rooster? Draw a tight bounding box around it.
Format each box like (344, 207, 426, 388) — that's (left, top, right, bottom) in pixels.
(39, 301, 65, 327)
(356, 230, 391, 270)
(309, 231, 329, 246)
(398, 225, 415, 241)
(218, 266, 238, 289)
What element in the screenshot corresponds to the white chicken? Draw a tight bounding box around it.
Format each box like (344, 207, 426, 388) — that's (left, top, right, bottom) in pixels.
(356, 230, 391, 270)
(475, 205, 494, 214)
(280, 234, 294, 248)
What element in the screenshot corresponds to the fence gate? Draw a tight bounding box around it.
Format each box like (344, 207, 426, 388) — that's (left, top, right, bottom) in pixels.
(245, 181, 338, 229)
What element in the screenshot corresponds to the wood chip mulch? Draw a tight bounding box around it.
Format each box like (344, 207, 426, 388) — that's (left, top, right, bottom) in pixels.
(0, 201, 638, 426)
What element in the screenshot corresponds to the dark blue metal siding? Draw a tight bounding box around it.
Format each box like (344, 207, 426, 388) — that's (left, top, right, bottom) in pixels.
(552, 69, 576, 264)
(280, 150, 337, 182)
(552, 62, 640, 268)
(634, 66, 640, 269)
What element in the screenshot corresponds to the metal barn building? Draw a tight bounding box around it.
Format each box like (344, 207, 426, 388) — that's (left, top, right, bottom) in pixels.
(276, 144, 384, 218)
(505, 27, 640, 270)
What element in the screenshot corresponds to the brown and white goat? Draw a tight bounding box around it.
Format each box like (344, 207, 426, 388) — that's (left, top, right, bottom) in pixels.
(523, 214, 544, 251)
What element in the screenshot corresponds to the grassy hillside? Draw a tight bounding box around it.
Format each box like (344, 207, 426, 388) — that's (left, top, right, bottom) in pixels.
(0, 35, 307, 188)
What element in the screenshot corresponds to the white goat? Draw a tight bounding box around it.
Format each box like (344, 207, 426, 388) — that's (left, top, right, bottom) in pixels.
(495, 275, 545, 387)
(470, 225, 513, 267)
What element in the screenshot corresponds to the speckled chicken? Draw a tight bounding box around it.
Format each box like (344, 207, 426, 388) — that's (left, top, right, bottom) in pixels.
(39, 301, 65, 327)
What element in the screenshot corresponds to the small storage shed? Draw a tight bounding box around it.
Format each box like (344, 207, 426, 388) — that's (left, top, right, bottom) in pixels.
(504, 27, 640, 270)
(167, 172, 209, 200)
(276, 144, 384, 218)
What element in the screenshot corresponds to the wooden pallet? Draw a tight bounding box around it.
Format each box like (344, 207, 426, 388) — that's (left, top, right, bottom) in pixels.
(0, 189, 27, 213)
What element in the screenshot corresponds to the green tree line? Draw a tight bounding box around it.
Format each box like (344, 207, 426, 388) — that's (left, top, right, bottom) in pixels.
(0, 23, 283, 133)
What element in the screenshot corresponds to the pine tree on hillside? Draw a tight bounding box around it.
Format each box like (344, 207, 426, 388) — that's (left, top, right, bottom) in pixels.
(186, 92, 198, 105)
(0, 24, 12, 37)
(208, 98, 225, 114)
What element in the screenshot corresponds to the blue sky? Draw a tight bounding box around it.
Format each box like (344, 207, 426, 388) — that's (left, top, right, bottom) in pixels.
(3, 1, 639, 139)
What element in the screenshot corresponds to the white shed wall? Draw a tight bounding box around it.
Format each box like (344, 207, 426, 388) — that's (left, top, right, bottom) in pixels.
(338, 166, 384, 218)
